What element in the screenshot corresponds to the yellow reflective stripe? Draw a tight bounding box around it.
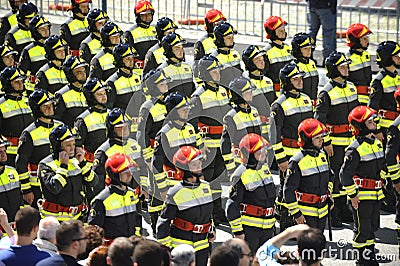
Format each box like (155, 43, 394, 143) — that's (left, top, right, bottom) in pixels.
(353, 241, 374, 248)
(328, 182, 333, 193)
(241, 215, 275, 229)
(166, 179, 180, 187)
(158, 236, 172, 247)
(84, 170, 94, 182)
(298, 204, 328, 218)
(1, 107, 31, 118)
(330, 136, 354, 146)
(344, 184, 358, 195)
(171, 238, 209, 252)
(40, 209, 81, 221)
(358, 94, 369, 104)
(154, 172, 168, 190)
(142, 146, 153, 161)
(229, 217, 243, 233)
(222, 153, 234, 161)
(379, 117, 394, 129)
(358, 190, 384, 201)
(6, 146, 17, 155)
(283, 146, 300, 158)
(204, 139, 220, 148)
(272, 142, 283, 151)
(30, 176, 40, 185)
(149, 204, 163, 212)
(98, 53, 115, 71)
(54, 174, 67, 187)
(140, 175, 148, 188)
(0, 180, 20, 193)
(226, 161, 236, 171)
(68, 19, 89, 35)
(14, 29, 33, 45)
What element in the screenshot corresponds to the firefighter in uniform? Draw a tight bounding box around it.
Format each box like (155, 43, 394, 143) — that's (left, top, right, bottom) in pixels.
(123, 0, 157, 76)
(89, 21, 122, 81)
(106, 43, 141, 110)
(384, 87, 400, 253)
(60, 0, 90, 57)
(0, 136, 23, 223)
(315, 51, 359, 227)
(16, 89, 62, 208)
(0, 66, 33, 167)
(283, 118, 333, 230)
(340, 105, 384, 266)
(221, 77, 266, 175)
(242, 45, 276, 136)
(0, 45, 18, 94)
(74, 77, 108, 163)
(263, 16, 293, 93)
(368, 41, 400, 135)
(143, 17, 178, 76)
(190, 55, 232, 224)
(271, 62, 313, 231)
(157, 146, 215, 266)
(346, 23, 373, 106)
(0, 0, 27, 45)
(35, 35, 68, 95)
(89, 153, 142, 241)
(5, 2, 37, 56)
(19, 15, 51, 93)
(291, 32, 319, 103)
(226, 133, 276, 253)
(54, 56, 89, 127)
(210, 21, 242, 89)
(194, 9, 226, 62)
(38, 124, 98, 221)
(80, 8, 109, 64)
(157, 32, 195, 97)
(151, 92, 203, 234)
(92, 108, 148, 198)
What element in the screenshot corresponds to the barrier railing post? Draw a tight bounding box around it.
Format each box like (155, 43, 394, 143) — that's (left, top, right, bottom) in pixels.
(102, 0, 107, 13)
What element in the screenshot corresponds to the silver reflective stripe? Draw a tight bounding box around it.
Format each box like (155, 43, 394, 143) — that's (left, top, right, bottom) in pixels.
(202, 98, 230, 109)
(330, 94, 358, 105)
(0, 181, 20, 192)
(284, 105, 312, 116)
(269, 55, 292, 64)
(301, 163, 330, 176)
(2, 107, 31, 118)
(169, 136, 197, 147)
(177, 194, 213, 211)
(105, 204, 136, 217)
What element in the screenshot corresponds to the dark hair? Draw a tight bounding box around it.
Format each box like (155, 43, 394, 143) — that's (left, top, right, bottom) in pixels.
(108, 237, 134, 266)
(15, 207, 40, 236)
(56, 220, 84, 251)
(132, 239, 164, 266)
(79, 225, 105, 260)
(297, 228, 326, 265)
(87, 246, 108, 266)
(210, 245, 239, 265)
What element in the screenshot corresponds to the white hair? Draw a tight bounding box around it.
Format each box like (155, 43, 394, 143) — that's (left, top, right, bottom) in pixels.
(38, 217, 60, 241)
(171, 244, 195, 266)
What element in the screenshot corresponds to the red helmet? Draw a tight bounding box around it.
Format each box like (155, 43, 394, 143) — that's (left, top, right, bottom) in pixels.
(263, 16, 287, 39)
(394, 87, 400, 106)
(297, 119, 328, 147)
(348, 106, 378, 136)
(239, 133, 269, 161)
(204, 9, 226, 32)
(105, 153, 138, 185)
(135, 0, 155, 15)
(173, 146, 202, 171)
(346, 23, 372, 47)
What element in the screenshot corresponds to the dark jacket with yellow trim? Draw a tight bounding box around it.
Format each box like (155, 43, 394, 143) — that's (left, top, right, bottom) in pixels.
(0, 11, 17, 45)
(35, 62, 68, 95)
(226, 164, 276, 235)
(385, 116, 400, 184)
(143, 42, 166, 76)
(210, 48, 243, 88)
(123, 23, 157, 62)
(157, 60, 196, 97)
(19, 41, 47, 77)
(263, 42, 293, 85)
(5, 25, 33, 56)
(89, 48, 117, 82)
(88, 184, 140, 239)
(294, 58, 319, 100)
(60, 15, 89, 51)
(80, 33, 102, 64)
(339, 136, 386, 201)
(0, 166, 24, 222)
(283, 149, 333, 219)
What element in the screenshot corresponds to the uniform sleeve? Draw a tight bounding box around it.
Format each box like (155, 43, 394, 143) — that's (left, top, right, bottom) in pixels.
(88, 198, 106, 227)
(123, 30, 134, 48)
(188, 95, 202, 133)
(137, 107, 154, 162)
(283, 161, 303, 219)
(93, 150, 107, 189)
(60, 23, 72, 48)
(79, 160, 98, 186)
(156, 192, 178, 247)
(38, 162, 68, 195)
(271, 103, 287, 164)
(74, 118, 87, 148)
(385, 125, 400, 183)
(106, 80, 117, 109)
(18, 48, 31, 73)
(35, 70, 49, 91)
(135, 152, 149, 190)
(226, 173, 245, 235)
(151, 132, 169, 192)
(89, 58, 102, 80)
(263, 55, 271, 79)
(193, 41, 205, 61)
(220, 115, 235, 172)
(339, 147, 360, 198)
(54, 94, 66, 121)
(143, 51, 157, 76)
(368, 78, 383, 111)
(314, 91, 332, 146)
(0, 17, 11, 45)
(4, 33, 16, 53)
(79, 42, 92, 64)
(15, 131, 34, 194)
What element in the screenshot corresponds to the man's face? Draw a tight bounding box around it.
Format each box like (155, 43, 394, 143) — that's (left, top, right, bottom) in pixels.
(172, 44, 184, 59)
(114, 123, 130, 139)
(75, 228, 88, 255)
(93, 88, 107, 105)
(72, 66, 87, 83)
(177, 106, 190, 121)
(38, 24, 50, 39)
(275, 25, 286, 39)
(11, 78, 24, 91)
(223, 34, 234, 47)
(209, 68, 221, 82)
(122, 55, 135, 69)
(290, 76, 303, 90)
(78, 3, 89, 15)
(392, 53, 400, 67)
(0, 146, 7, 163)
(2, 54, 15, 67)
(337, 63, 349, 77)
(140, 12, 153, 23)
(238, 240, 253, 266)
(54, 47, 66, 61)
(61, 138, 76, 158)
(40, 101, 54, 117)
(300, 46, 312, 58)
(156, 81, 169, 94)
(252, 54, 265, 70)
(95, 19, 107, 32)
(109, 34, 121, 45)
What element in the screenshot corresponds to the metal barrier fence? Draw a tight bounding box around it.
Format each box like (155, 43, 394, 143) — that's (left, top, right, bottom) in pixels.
(1, 0, 399, 46)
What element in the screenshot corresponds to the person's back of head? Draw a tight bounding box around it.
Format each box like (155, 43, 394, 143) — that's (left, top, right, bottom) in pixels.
(87, 246, 108, 266)
(297, 228, 326, 266)
(132, 239, 164, 266)
(107, 237, 134, 266)
(55, 220, 84, 252)
(171, 244, 195, 266)
(38, 216, 60, 243)
(79, 224, 105, 260)
(15, 206, 40, 238)
(210, 245, 239, 265)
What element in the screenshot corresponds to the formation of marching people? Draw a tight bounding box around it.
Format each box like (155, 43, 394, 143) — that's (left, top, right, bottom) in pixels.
(0, 0, 399, 265)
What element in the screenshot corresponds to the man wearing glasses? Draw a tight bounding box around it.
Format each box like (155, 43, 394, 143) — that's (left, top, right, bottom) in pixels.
(37, 220, 88, 266)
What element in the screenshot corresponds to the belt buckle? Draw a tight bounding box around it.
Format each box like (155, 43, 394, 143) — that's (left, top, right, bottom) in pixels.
(69, 206, 79, 215)
(264, 207, 273, 216)
(375, 180, 382, 189)
(326, 125, 333, 134)
(233, 147, 241, 157)
(166, 170, 175, 179)
(353, 178, 362, 187)
(295, 192, 303, 201)
(378, 110, 386, 118)
(240, 204, 247, 214)
(193, 224, 204, 234)
(319, 194, 327, 203)
(199, 126, 209, 135)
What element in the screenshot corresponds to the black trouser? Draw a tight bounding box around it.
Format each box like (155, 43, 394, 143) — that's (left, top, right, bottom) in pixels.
(352, 200, 380, 247)
(149, 196, 163, 235)
(243, 226, 274, 253)
(278, 169, 295, 231)
(304, 215, 327, 231)
(195, 248, 209, 266)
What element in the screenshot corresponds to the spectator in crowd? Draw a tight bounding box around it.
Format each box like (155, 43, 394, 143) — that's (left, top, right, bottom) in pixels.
(106, 237, 134, 266)
(223, 238, 254, 266)
(0, 208, 15, 246)
(132, 239, 166, 266)
(36, 220, 88, 266)
(78, 225, 104, 260)
(86, 246, 108, 266)
(0, 207, 50, 265)
(33, 216, 60, 256)
(210, 244, 240, 266)
(171, 244, 195, 266)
